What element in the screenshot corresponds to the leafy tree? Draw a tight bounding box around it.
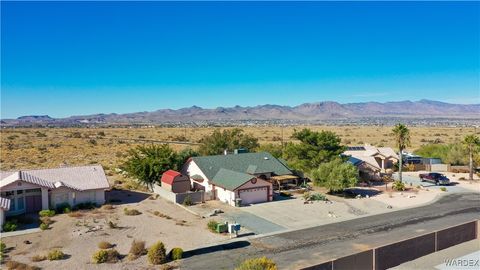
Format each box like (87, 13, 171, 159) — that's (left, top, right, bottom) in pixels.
(392, 124, 411, 182)
(176, 148, 199, 169)
(198, 128, 259, 155)
(310, 158, 358, 193)
(282, 129, 345, 173)
(463, 134, 480, 180)
(257, 143, 283, 158)
(121, 144, 179, 189)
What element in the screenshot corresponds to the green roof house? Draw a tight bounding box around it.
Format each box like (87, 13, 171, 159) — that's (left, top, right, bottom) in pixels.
(182, 152, 297, 206)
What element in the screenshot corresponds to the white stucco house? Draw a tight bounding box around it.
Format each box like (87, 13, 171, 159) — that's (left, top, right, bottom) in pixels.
(182, 152, 296, 206)
(0, 165, 110, 222)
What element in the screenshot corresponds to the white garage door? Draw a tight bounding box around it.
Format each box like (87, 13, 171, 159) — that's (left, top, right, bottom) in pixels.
(238, 187, 268, 205)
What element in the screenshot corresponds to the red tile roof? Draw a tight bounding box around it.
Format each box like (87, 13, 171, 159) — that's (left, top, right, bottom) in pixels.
(161, 170, 181, 185)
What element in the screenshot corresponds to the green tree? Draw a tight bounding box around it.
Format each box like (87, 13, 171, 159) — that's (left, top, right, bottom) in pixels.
(121, 144, 179, 189)
(282, 129, 345, 173)
(198, 128, 259, 155)
(310, 158, 358, 193)
(463, 134, 480, 180)
(176, 148, 199, 169)
(257, 143, 283, 158)
(392, 124, 411, 182)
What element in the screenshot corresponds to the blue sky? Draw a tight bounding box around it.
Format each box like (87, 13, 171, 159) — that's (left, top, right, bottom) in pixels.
(1, 1, 479, 118)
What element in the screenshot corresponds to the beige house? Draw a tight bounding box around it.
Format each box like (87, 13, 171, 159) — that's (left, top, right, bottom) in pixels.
(0, 165, 110, 219)
(344, 144, 399, 180)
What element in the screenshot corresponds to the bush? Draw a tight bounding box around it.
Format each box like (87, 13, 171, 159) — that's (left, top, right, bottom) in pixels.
(182, 195, 193, 206)
(170, 247, 183, 260)
(309, 193, 327, 201)
(236, 256, 277, 270)
(129, 240, 146, 259)
(39, 209, 55, 217)
(0, 241, 5, 253)
(147, 241, 167, 265)
(5, 261, 41, 270)
(47, 249, 65, 260)
(74, 202, 97, 210)
(392, 181, 406, 191)
(3, 220, 18, 232)
(98, 241, 114, 249)
(56, 203, 71, 214)
(31, 255, 47, 262)
(440, 187, 447, 192)
(108, 221, 118, 229)
(105, 249, 120, 263)
(92, 250, 108, 264)
(39, 223, 49, 230)
(207, 220, 219, 232)
(124, 208, 142, 216)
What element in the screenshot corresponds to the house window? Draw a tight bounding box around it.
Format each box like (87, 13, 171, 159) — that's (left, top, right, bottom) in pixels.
(17, 190, 24, 195)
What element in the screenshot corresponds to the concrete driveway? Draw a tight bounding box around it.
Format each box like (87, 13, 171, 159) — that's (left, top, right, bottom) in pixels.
(395, 172, 473, 193)
(239, 195, 390, 230)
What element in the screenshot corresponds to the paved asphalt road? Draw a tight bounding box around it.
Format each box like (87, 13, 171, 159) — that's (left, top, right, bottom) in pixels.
(180, 193, 480, 270)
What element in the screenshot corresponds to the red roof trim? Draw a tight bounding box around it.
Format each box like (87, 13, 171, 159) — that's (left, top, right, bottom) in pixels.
(161, 170, 181, 185)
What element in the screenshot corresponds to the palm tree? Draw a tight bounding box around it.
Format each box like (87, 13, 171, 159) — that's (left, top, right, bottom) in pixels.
(463, 134, 480, 180)
(392, 123, 411, 182)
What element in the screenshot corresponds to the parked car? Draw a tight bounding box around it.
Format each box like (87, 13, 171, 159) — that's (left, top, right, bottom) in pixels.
(419, 172, 450, 185)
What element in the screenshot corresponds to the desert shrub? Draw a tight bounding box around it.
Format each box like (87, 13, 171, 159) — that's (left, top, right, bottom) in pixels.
(92, 250, 108, 264)
(170, 247, 183, 260)
(74, 202, 97, 210)
(35, 131, 47, 137)
(147, 241, 167, 265)
(392, 181, 406, 191)
(302, 191, 311, 201)
(97, 131, 106, 137)
(39, 223, 49, 230)
(128, 240, 146, 260)
(0, 241, 5, 253)
(88, 139, 97, 145)
(207, 220, 219, 232)
(56, 203, 71, 214)
(236, 256, 277, 270)
(440, 187, 447, 192)
(182, 195, 193, 206)
(459, 177, 466, 180)
(71, 132, 82, 138)
(39, 209, 55, 217)
(31, 255, 47, 262)
(309, 193, 327, 201)
(124, 208, 142, 216)
(5, 261, 41, 270)
(3, 220, 18, 232)
(98, 241, 114, 249)
(47, 249, 65, 260)
(108, 221, 118, 229)
(93, 248, 121, 263)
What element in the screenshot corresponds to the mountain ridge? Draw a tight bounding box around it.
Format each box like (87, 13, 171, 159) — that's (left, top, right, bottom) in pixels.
(2, 99, 479, 126)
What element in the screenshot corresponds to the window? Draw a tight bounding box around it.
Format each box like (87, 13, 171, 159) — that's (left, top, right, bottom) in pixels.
(5, 191, 14, 197)
(17, 190, 24, 195)
(26, 188, 41, 193)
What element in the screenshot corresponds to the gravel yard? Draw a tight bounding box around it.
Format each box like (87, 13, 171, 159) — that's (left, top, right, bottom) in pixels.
(1, 189, 227, 270)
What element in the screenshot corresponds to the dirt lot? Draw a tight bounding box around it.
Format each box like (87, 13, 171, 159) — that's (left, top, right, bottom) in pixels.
(1, 125, 473, 174)
(1, 190, 227, 270)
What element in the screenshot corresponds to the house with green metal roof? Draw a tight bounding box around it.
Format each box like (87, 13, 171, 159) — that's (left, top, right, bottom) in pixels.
(182, 152, 298, 206)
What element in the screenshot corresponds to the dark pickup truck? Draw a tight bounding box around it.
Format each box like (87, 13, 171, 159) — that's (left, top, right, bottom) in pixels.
(419, 172, 450, 185)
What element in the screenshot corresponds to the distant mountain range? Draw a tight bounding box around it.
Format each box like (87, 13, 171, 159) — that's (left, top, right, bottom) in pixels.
(2, 99, 479, 127)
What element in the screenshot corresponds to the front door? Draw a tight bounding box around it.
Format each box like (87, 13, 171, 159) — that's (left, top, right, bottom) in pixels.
(25, 195, 42, 213)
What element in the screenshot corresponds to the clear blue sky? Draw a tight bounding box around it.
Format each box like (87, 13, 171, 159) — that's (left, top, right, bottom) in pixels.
(1, 1, 479, 118)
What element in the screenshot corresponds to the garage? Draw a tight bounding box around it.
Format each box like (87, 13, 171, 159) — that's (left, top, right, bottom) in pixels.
(238, 187, 268, 205)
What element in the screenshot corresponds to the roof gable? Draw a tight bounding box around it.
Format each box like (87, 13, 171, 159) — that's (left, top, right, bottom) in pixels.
(191, 152, 293, 181)
(212, 168, 255, 190)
